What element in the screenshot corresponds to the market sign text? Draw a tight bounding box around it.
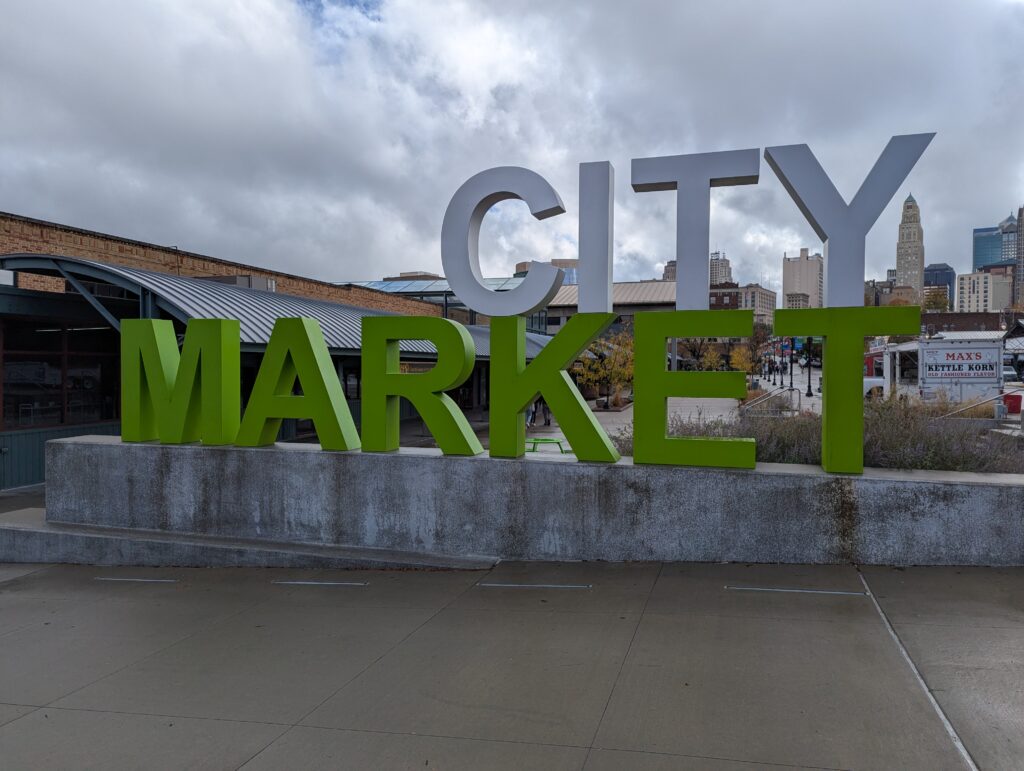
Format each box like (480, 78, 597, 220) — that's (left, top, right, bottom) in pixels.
(122, 135, 933, 474)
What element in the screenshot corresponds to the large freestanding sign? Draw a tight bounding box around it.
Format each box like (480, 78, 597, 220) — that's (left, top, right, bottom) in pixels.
(122, 135, 932, 474)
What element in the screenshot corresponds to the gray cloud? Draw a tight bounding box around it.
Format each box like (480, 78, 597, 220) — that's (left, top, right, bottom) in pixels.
(1, 0, 1022, 297)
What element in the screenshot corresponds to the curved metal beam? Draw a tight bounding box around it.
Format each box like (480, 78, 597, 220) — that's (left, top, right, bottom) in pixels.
(54, 264, 121, 331)
(0, 253, 191, 325)
(0, 253, 144, 295)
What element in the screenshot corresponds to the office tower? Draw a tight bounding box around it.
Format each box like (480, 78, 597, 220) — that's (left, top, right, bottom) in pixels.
(709, 251, 732, 285)
(782, 248, 823, 308)
(923, 263, 956, 310)
(957, 271, 1012, 312)
(974, 213, 1017, 271)
(895, 194, 925, 302)
(1016, 206, 1024, 307)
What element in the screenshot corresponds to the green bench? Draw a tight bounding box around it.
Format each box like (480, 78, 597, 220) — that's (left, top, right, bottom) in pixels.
(525, 437, 570, 454)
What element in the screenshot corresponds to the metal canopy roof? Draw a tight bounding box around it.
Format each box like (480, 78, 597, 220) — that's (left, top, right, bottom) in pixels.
(0, 254, 552, 360)
(354, 269, 580, 297)
(355, 276, 527, 294)
(930, 330, 1005, 341)
(550, 280, 678, 308)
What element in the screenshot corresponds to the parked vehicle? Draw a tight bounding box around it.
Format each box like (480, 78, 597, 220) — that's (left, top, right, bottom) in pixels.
(864, 377, 885, 399)
(1002, 366, 1018, 383)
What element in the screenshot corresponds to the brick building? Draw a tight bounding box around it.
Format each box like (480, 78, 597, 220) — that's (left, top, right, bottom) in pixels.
(1, 211, 447, 319)
(920, 311, 1024, 334)
(0, 211, 534, 489)
(709, 282, 741, 311)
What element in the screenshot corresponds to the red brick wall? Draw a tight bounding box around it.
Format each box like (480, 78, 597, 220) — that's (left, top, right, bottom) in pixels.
(1, 212, 441, 317)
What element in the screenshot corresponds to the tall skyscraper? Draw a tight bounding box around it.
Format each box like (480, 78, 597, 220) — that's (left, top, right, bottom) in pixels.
(1001, 213, 1018, 261)
(782, 248, 823, 308)
(973, 226, 1002, 270)
(709, 251, 732, 285)
(1016, 206, 1024, 308)
(895, 193, 924, 301)
(973, 214, 1017, 271)
(924, 263, 956, 310)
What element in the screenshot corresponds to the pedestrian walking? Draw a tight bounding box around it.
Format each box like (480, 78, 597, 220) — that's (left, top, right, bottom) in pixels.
(526, 400, 537, 428)
(539, 396, 551, 426)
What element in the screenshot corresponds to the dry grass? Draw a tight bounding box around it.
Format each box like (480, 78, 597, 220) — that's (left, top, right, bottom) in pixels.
(611, 398, 1024, 473)
(742, 388, 766, 403)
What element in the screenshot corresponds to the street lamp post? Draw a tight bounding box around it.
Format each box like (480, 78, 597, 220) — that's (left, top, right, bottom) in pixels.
(789, 337, 795, 390)
(771, 339, 777, 386)
(805, 336, 814, 397)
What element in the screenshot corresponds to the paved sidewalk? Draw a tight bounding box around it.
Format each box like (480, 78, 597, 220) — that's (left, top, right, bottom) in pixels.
(0, 560, 1018, 769)
(0, 484, 44, 515)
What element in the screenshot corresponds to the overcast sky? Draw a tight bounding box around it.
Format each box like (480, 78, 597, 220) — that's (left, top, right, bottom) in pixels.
(2, 0, 1022, 297)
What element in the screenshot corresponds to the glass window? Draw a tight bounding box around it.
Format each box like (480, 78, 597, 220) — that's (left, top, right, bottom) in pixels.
(344, 371, 360, 400)
(3, 320, 63, 352)
(3, 354, 63, 429)
(1, 321, 121, 430)
(66, 356, 119, 425)
(66, 326, 118, 353)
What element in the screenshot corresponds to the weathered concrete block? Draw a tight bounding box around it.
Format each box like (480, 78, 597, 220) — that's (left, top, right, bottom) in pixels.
(43, 436, 1024, 566)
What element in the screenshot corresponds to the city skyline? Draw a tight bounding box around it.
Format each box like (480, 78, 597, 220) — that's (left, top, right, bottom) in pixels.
(0, 1, 1021, 295)
(696, 195, 1024, 300)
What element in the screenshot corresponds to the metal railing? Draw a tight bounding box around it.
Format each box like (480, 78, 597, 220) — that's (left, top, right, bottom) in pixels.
(932, 387, 1024, 420)
(740, 386, 801, 415)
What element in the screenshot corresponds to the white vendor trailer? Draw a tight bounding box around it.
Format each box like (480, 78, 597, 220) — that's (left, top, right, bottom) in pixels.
(879, 333, 1004, 403)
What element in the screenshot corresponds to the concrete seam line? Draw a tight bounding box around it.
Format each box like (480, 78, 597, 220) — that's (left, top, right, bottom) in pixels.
(476, 582, 592, 589)
(724, 585, 865, 596)
(42, 592, 270, 709)
(289, 568, 487, 725)
(857, 570, 979, 771)
(237, 574, 489, 770)
(270, 580, 368, 586)
(0, 563, 52, 585)
(584, 562, 663, 764)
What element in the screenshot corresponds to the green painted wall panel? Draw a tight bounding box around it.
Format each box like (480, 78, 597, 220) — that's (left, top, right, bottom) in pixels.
(0, 422, 120, 489)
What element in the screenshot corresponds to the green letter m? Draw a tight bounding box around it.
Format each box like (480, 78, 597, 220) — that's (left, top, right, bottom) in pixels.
(121, 318, 241, 445)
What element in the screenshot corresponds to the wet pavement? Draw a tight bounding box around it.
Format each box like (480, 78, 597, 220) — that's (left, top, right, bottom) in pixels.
(0, 560, 1018, 769)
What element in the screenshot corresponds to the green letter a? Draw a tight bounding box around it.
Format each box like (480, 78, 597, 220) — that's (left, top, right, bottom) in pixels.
(235, 317, 359, 451)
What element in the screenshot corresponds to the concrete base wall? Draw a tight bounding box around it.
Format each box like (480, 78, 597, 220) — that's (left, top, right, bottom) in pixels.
(0, 508, 495, 570)
(41, 436, 1024, 566)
